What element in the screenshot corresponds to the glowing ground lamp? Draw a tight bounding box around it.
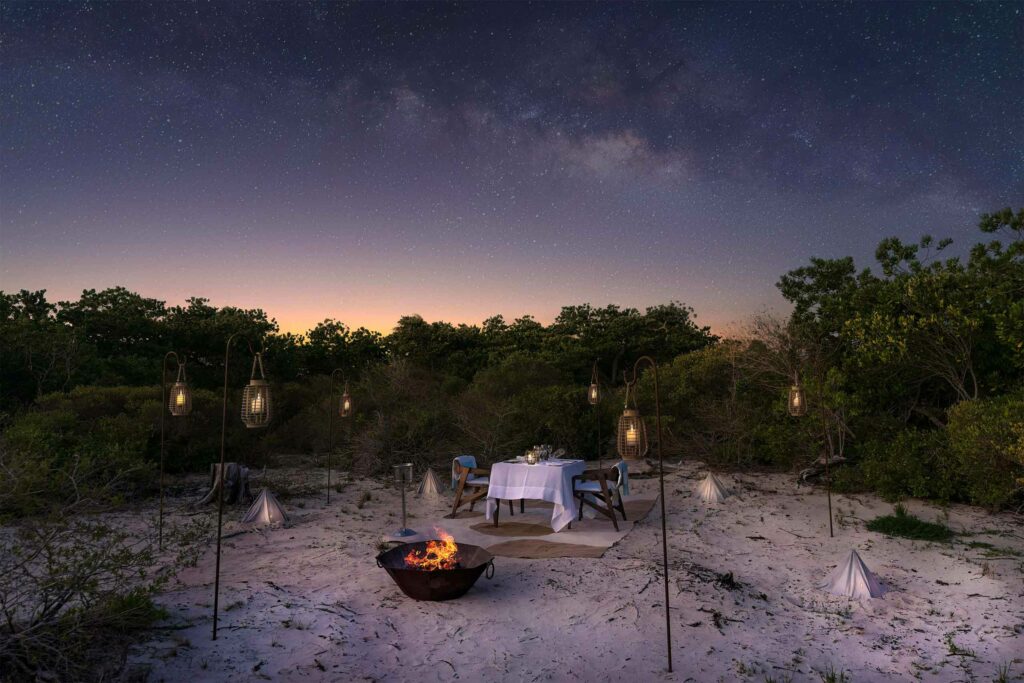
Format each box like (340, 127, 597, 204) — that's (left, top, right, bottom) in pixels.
(159, 353, 192, 550)
(619, 357, 673, 673)
(326, 370, 353, 505)
(213, 334, 268, 641)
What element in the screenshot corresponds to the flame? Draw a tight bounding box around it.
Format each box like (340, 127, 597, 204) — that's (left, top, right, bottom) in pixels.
(404, 530, 458, 571)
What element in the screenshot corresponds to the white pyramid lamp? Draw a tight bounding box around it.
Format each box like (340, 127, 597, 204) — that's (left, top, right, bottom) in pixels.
(822, 550, 885, 599)
(417, 468, 445, 500)
(696, 472, 730, 504)
(241, 489, 289, 527)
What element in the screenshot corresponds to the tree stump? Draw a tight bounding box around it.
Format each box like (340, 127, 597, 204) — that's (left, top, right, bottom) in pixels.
(198, 463, 253, 505)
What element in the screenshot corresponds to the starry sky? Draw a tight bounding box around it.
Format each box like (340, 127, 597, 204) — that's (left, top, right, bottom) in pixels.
(1, 2, 1021, 335)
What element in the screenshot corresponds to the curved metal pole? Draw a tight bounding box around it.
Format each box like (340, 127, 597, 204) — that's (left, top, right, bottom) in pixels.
(593, 359, 605, 470)
(159, 351, 181, 551)
(212, 332, 255, 642)
(820, 407, 834, 538)
(327, 369, 346, 506)
(626, 355, 673, 673)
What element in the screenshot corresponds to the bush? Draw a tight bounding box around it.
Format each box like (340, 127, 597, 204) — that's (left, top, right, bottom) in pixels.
(946, 393, 1024, 509)
(1, 408, 157, 519)
(349, 360, 456, 475)
(866, 504, 955, 542)
(0, 513, 206, 680)
(853, 428, 961, 502)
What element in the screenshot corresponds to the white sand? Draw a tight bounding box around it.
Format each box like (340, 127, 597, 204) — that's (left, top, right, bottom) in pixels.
(131, 461, 1024, 682)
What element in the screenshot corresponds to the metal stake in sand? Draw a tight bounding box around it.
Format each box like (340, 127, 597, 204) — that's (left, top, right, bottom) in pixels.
(392, 463, 417, 538)
(588, 359, 602, 468)
(620, 356, 673, 673)
(212, 333, 269, 642)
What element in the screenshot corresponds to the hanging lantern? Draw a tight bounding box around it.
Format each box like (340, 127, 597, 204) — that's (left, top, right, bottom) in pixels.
(788, 377, 807, 417)
(168, 362, 193, 417)
(616, 384, 648, 460)
(588, 362, 600, 405)
(241, 353, 272, 428)
(340, 383, 353, 418)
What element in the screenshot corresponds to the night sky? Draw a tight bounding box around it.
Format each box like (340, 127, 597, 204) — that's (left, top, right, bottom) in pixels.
(1, 3, 1021, 334)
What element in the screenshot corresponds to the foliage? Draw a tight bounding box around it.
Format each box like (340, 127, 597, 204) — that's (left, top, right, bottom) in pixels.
(0, 512, 207, 681)
(852, 429, 961, 503)
(946, 393, 1024, 509)
(1, 207, 1022, 510)
(865, 505, 955, 542)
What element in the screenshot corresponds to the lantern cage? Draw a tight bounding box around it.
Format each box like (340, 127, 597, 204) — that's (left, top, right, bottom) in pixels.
(168, 363, 193, 417)
(616, 380, 649, 460)
(588, 362, 600, 405)
(241, 353, 272, 428)
(788, 382, 807, 417)
(340, 384, 353, 418)
(617, 408, 648, 460)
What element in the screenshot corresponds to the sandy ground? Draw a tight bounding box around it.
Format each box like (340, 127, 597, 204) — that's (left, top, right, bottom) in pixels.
(129, 461, 1024, 682)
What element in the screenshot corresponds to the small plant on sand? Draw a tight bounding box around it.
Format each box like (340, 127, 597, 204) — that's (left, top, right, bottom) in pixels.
(357, 491, 372, 509)
(944, 632, 976, 658)
(818, 664, 851, 683)
(994, 661, 1012, 683)
(764, 674, 793, 683)
(866, 504, 954, 542)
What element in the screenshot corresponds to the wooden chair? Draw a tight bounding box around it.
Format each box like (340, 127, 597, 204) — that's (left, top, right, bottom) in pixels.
(448, 456, 517, 519)
(572, 466, 627, 532)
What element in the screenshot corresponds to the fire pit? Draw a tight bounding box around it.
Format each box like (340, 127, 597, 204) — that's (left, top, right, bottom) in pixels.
(376, 533, 494, 601)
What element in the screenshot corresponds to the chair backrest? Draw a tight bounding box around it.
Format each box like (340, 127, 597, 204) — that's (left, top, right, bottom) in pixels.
(615, 460, 629, 496)
(451, 455, 477, 488)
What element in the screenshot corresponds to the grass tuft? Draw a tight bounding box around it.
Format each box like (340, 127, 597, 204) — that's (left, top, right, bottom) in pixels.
(866, 505, 954, 542)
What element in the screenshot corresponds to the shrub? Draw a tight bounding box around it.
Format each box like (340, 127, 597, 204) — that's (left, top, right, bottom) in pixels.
(853, 428, 961, 502)
(866, 504, 955, 542)
(946, 393, 1024, 509)
(0, 513, 206, 680)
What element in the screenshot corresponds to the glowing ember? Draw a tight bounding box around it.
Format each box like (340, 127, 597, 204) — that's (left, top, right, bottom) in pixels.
(404, 531, 458, 571)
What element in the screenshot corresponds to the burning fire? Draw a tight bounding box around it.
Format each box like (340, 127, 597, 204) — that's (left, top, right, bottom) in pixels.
(404, 530, 458, 571)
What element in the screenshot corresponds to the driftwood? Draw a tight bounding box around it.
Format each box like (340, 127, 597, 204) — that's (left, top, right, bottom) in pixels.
(197, 463, 253, 505)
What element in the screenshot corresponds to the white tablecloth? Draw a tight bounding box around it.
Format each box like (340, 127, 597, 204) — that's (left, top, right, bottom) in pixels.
(485, 459, 586, 532)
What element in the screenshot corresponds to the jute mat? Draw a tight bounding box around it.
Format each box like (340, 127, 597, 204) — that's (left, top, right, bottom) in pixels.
(487, 540, 607, 559)
(436, 495, 658, 559)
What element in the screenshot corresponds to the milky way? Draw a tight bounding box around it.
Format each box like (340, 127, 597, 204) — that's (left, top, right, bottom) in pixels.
(1, 3, 1021, 333)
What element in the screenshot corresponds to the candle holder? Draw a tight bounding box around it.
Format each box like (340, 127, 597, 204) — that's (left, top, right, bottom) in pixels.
(616, 380, 648, 461)
(525, 449, 540, 465)
(391, 463, 418, 538)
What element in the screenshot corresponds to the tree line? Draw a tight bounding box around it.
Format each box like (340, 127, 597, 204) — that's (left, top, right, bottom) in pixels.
(1, 208, 1021, 513)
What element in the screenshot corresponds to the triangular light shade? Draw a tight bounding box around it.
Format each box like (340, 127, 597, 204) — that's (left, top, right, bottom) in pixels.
(696, 472, 730, 504)
(417, 468, 445, 499)
(241, 489, 289, 527)
(821, 550, 885, 599)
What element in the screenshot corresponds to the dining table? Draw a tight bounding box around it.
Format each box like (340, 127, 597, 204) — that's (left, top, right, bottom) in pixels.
(485, 458, 587, 532)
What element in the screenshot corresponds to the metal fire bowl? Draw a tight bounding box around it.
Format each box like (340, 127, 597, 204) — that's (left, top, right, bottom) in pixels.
(376, 541, 495, 601)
